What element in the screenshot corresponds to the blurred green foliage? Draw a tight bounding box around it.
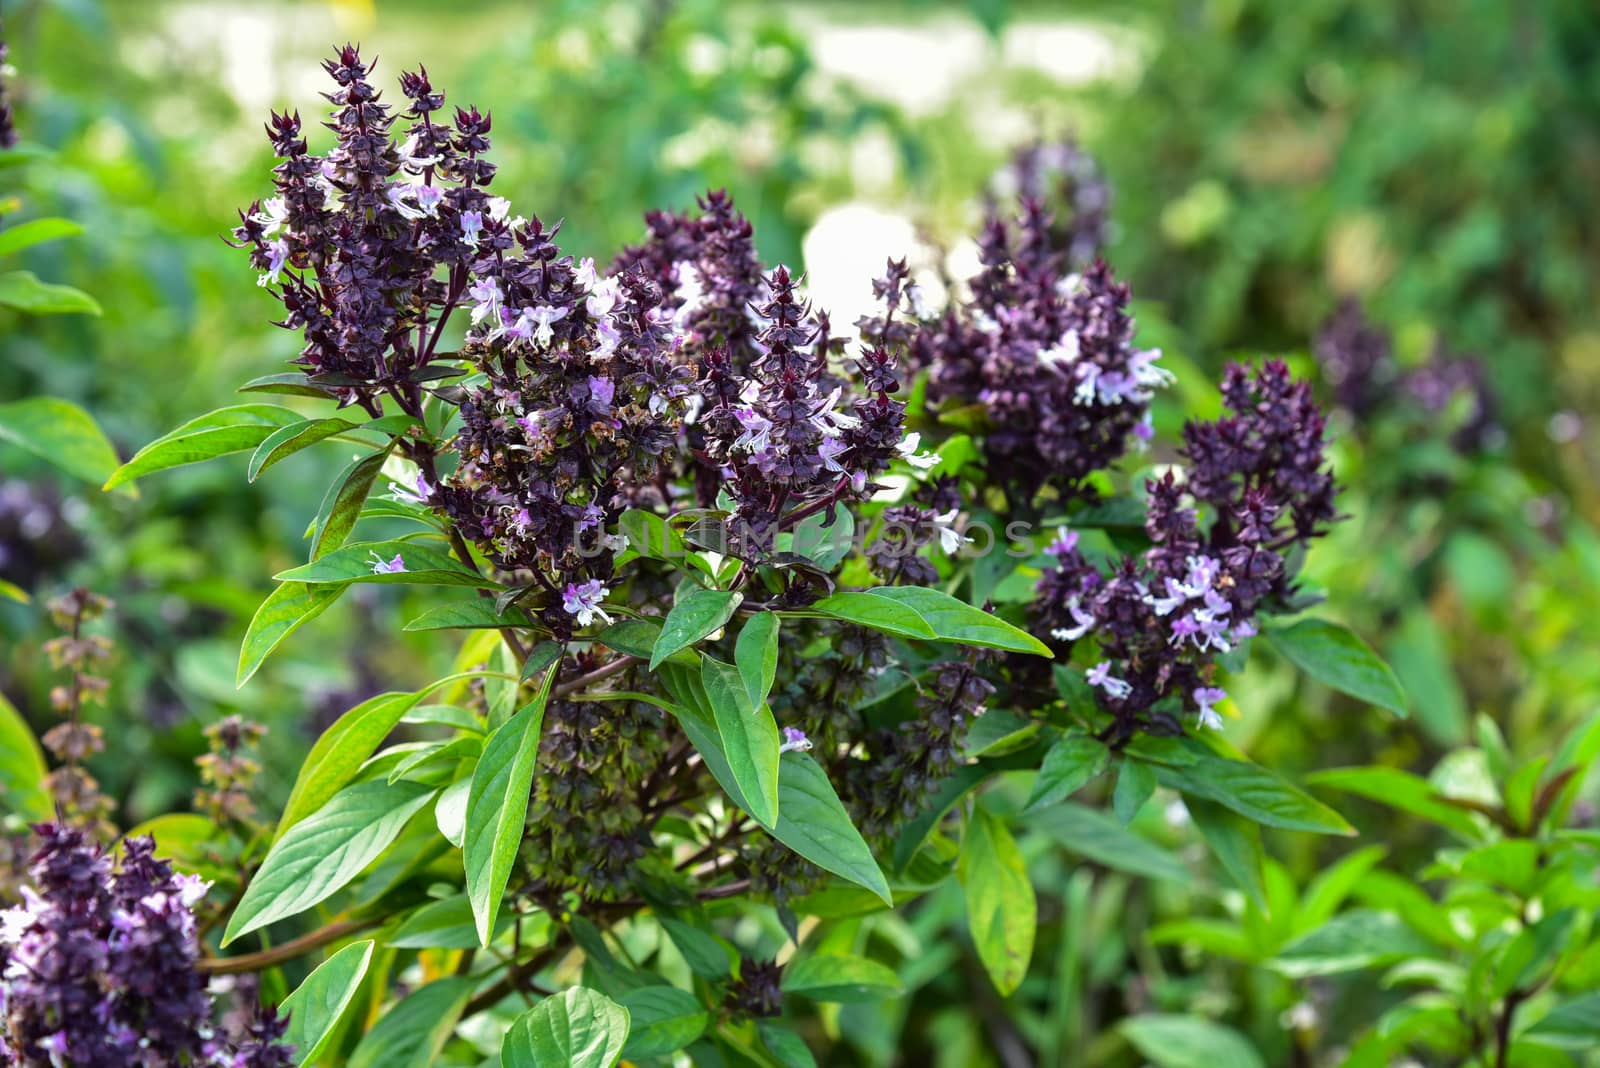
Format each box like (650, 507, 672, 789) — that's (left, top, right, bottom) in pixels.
(4, 0, 1600, 1063)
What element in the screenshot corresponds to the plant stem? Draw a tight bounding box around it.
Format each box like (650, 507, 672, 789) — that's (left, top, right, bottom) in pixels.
(1494, 989, 1526, 1068)
(198, 918, 376, 975)
(462, 940, 567, 1018)
(553, 656, 636, 698)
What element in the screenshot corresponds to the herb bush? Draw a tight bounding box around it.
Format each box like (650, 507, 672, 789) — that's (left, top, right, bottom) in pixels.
(2, 28, 1596, 1068)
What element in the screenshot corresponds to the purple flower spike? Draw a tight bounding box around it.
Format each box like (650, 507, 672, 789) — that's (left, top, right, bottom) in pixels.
(561, 579, 613, 627)
(369, 552, 407, 575)
(779, 727, 813, 754)
(1194, 687, 1227, 730)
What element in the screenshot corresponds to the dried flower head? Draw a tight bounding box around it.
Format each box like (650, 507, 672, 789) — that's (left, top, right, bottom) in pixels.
(195, 717, 269, 826)
(39, 589, 116, 832)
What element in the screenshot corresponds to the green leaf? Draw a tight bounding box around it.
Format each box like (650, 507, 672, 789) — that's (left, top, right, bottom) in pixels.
(734, 613, 781, 709)
(1305, 766, 1484, 842)
(105, 405, 302, 488)
(280, 940, 374, 1067)
(1271, 910, 1438, 978)
(224, 779, 436, 944)
(1388, 610, 1468, 744)
(594, 619, 667, 661)
(0, 397, 124, 490)
(866, 586, 1051, 655)
(1266, 618, 1408, 717)
(959, 805, 1036, 996)
(1025, 732, 1110, 811)
(387, 736, 480, 784)
(1113, 759, 1157, 824)
(238, 372, 335, 399)
(618, 987, 708, 1058)
(758, 1022, 819, 1068)
(1157, 752, 1354, 836)
(852, 586, 1051, 655)
(1119, 1015, 1265, 1068)
(1526, 993, 1600, 1048)
(237, 582, 345, 687)
(0, 217, 83, 256)
(701, 655, 781, 826)
(248, 418, 358, 481)
(892, 747, 1041, 872)
(810, 591, 937, 640)
(0, 269, 101, 315)
(781, 954, 905, 1003)
(650, 589, 742, 668)
(1185, 799, 1267, 911)
(1298, 845, 1387, 931)
(390, 894, 511, 949)
(771, 753, 892, 905)
(503, 987, 630, 1068)
(0, 578, 26, 604)
(1147, 919, 1254, 961)
(1491, 909, 1575, 999)
(466, 671, 556, 946)
(0, 690, 52, 822)
(1031, 802, 1191, 885)
(787, 510, 855, 568)
(277, 539, 490, 588)
(964, 708, 1038, 757)
(660, 918, 733, 979)
(435, 778, 469, 848)
(278, 691, 418, 833)
(662, 666, 892, 904)
(348, 977, 472, 1068)
(254, 415, 414, 482)
(616, 509, 685, 561)
(308, 450, 390, 560)
(403, 600, 535, 631)
(521, 641, 563, 681)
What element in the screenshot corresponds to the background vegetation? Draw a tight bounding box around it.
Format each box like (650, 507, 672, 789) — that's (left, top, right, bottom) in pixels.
(3, 0, 1599, 1064)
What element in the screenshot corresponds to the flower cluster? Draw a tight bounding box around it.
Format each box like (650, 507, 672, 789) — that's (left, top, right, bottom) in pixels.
(40, 589, 116, 833)
(843, 656, 994, 846)
(434, 218, 695, 626)
(1314, 300, 1501, 453)
(864, 475, 966, 587)
(517, 660, 673, 907)
(621, 194, 915, 556)
(990, 139, 1110, 270)
(1312, 299, 1394, 420)
(231, 46, 498, 407)
(0, 824, 291, 1067)
(743, 634, 991, 901)
(694, 264, 887, 548)
(236, 52, 941, 627)
(613, 189, 766, 376)
(726, 957, 784, 1019)
(916, 199, 1169, 503)
(1036, 360, 1339, 738)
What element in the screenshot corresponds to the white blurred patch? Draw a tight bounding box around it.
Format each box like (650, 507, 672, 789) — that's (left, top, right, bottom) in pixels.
(801, 202, 919, 336)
